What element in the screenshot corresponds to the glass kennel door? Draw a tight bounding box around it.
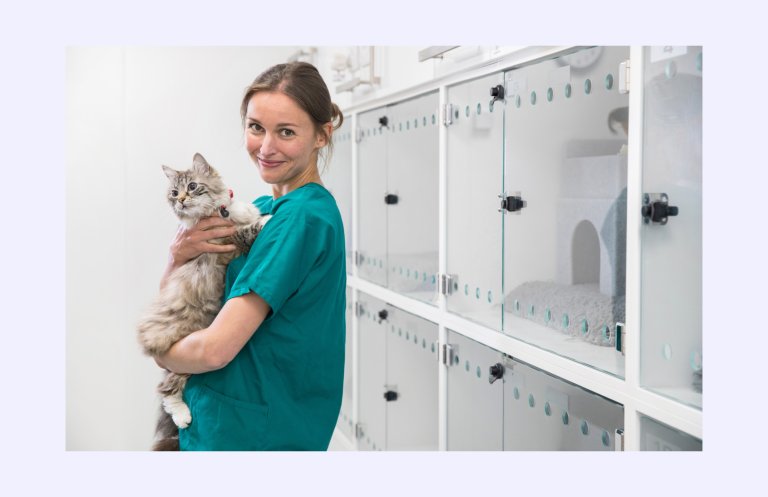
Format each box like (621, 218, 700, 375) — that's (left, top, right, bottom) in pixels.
(445, 73, 505, 331)
(356, 292, 388, 450)
(385, 306, 438, 450)
(503, 357, 624, 450)
(325, 115, 353, 273)
(386, 91, 440, 305)
(357, 106, 389, 287)
(639, 46, 702, 410)
(502, 46, 630, 378)
(446, 330, 504, 450)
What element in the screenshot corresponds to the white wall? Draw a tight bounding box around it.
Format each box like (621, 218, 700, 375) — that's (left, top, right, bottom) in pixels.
(66, 46, 299, 450)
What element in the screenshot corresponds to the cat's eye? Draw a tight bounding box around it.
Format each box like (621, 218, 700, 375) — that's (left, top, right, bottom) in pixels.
(188, 182, 198, 191)
(171, 189, 179, 197)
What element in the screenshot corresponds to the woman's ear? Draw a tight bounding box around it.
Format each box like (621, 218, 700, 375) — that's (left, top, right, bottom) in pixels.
(316, 122, 333, 148)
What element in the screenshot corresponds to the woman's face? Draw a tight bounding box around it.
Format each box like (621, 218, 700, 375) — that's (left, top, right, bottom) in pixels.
(244, 91, 327, 193)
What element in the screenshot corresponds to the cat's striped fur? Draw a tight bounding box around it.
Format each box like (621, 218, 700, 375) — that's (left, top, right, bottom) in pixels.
(137, 153, 269, 450)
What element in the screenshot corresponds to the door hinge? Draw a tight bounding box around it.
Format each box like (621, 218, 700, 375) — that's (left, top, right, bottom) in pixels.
(442, 343, 455, 366)
(355, 422, 365, 440)
(618, 59, 630, 94)
(354, 250, 364, 267)
(443, 103, 454, 127)
(440, 273, 456, 295)
(615, 428, 625, 451)
(355, 127, 363, 143)
(355, 301, 365, 318)
(499, 193, 526, 213)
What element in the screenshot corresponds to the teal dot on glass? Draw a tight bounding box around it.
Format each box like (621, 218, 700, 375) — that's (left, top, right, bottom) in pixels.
(399, 123, 402, 131)
(513, 387, 520, 400)
(690, 351, 702, 371)
(422, 338, 426, 349)
(399, 267, 403, 275)
(423, 116, 427, 126)
(547, 87, 553, 102)
(602, 430, 610, 447)
(545, 308, 552, 323)
(431, 275, 436, 284)
(565, 83, 572, 98)
(413, 334, 417, 344)
(476, 103, 482, 115)
(454, 108, 459, 120)
(528, 394, 535, 408)
(379, 260, 383, 268)
(528, 304, 535, 317)
(562, 411, 569, 425)
(414, 118, 418, 128)
(530, 91, 537, 105)
(391, 324, 395, 333)
(605, 73, 614, 90)
(465, 105, 470, 117)
(465, 360, 470, 372)
(697, 52, 703, 72)
(584, 79, 592, 94)
(489, 102, 494, 113)
(406, 268, 410, 277)
(515, 300, 520, 312)
(581, 420, 589, 436)
(373, 128, 376, 136)
(432, 114, 436, 124)
(406, 331, 409, 340)
(414, 270, 419, 280)
(601, 325, 610, 342)
(515, 95, 521, 108)
(475, 287, 480, 299)
(398, 328, 402, 336)
(580, 319, 589, 335)
(423, 273, 427, 282)
(476, 366, 482, 378)
(406, 121, 410, 130)
(464, 284, 468, 296)
(665, 61, 677, 79)
(454, 355, 459, 365)
(544, 402, 552, 416)
(431, 343, 435, 353)
(487, 290, 492, 304)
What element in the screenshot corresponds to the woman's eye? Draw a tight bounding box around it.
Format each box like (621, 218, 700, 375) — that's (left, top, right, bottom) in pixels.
(248, 123, 263, 132)
(171, 189, 179, 197)
(280, 129, 295, 137)
(188, 182, 198, 191)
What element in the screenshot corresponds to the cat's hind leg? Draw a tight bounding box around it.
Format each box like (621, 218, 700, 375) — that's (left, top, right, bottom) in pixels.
(158, 372, 192, 429)
(232, 216, 271, 254)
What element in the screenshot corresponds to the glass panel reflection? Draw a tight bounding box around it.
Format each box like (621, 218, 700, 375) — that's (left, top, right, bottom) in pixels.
(502, 46, 630, 378)
(640, 46, 702, 409)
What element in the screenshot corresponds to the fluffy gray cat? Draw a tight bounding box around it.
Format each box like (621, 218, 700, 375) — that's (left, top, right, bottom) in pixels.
(137, 153, 269, 451)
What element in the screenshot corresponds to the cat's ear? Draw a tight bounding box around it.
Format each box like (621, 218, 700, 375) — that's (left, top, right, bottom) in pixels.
(192, 153, 217, 177)
(161, 165, 178, 181)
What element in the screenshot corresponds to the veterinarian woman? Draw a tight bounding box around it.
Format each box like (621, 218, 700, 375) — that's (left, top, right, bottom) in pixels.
(155, 62, 346, 450)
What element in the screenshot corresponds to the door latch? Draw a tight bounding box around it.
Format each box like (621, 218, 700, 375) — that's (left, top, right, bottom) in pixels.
(642, 193, 678, 225)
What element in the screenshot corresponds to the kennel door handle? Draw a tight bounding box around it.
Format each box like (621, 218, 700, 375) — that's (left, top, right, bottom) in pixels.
(642, 193, 678, 225)
(500, 194, 526, 212)
(489, 363, 505, 384)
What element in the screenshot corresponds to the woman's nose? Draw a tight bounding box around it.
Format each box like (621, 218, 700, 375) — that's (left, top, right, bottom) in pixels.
(259, 132, 276, 156)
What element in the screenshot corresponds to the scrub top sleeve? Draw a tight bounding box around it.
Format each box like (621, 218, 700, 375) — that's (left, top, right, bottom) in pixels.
(227, 206, 325, 315)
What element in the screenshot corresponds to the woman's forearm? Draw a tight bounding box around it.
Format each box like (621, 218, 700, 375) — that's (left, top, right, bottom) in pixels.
(155, 292, 271, 375)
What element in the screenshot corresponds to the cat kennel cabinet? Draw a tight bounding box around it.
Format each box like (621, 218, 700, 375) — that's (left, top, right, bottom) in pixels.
(322, 46, 702, 451)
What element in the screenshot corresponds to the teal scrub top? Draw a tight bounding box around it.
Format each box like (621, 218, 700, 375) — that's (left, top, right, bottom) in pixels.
(179, 182, 346, 451)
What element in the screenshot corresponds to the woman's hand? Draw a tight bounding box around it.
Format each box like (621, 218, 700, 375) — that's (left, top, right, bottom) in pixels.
(169, 216, 238, 267)
(160, 216, 237, 290)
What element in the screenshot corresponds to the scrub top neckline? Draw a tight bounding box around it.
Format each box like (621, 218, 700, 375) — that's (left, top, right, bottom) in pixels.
(272, 182, 329, 201)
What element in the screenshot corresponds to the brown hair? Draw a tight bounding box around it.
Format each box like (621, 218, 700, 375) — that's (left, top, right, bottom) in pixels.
(240, 62, 344, 168)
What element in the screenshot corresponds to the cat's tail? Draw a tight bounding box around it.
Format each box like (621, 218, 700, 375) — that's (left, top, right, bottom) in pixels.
(152, 409, 180, 451)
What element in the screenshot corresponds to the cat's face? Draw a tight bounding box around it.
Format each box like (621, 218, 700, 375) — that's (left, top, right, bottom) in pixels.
(162, 153, 229, 221)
